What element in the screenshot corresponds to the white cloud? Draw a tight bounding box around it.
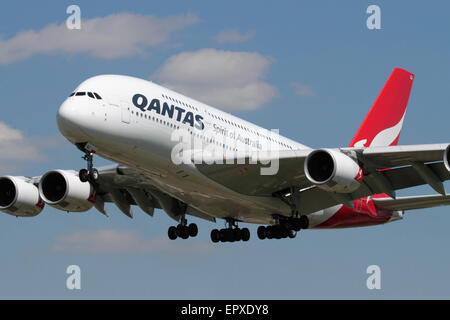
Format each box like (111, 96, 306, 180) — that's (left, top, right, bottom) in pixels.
(0, 122, 62, 174)
(215, 29, 255, 44)
(153, 48, 277, 111)
(0, 13, 198, 64)
(0, 122, 44, 161)
(51, 229, 214, 254)
(291, 82, 316, 96)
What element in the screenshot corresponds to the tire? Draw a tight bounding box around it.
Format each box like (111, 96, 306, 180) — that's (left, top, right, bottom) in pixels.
(280, 226, 289, 239)
(176, 224, 189, 239)
(90, 168, 99, 181)
(181, 229, 189, 239)
(211, 229, 220, 243)
(79, 169, 89, 183)
(299, 215, 309, 229)
(257, 226, 266, 240)
(168, 226, 177, 240)
(273, 226, 283, 239)
(266, 226, 274, 239)
(288, 230, 297, 239)
(188, 223, 198, 237)
(241, 228, 250, 242)
(222, 229, 231, 242)
(233, 229, 242, 242)
(219, 229, 227, 242)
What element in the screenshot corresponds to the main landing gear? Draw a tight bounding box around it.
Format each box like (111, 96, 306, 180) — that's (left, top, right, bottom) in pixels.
(168, 216, 198, 240)
(210, 219, 250, 243)
(257, 215, 309, 240)
(78, 151, 99, 183)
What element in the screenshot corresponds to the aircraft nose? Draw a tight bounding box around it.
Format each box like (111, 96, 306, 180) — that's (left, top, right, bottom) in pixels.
(57, 99, 90, 142)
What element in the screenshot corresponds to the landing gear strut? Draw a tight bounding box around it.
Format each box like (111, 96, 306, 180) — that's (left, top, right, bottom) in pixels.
(168, 216, 198, 240)
(79, 151, 99, 183)
(210, 219, 250, 243)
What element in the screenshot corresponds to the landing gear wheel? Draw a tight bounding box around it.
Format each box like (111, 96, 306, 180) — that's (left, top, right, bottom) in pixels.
(266, 226, 274, 239)
(79, 169, 89, 183)
(279, 226, 289, 239)
(257, 226, 266, 240)
(241, 228, 250, 242)
(90, 168, 99, 181)
(188, 223, 198, 237)
(223, 229, 233, 242)
(299, 215, 309, 229)
(180, 227, 189, 239)
(211, 229, 220, 243)
(288, 229, 297, 239)
(168, 226, 178, 240)
(233, 228, 242, 242)
(176, 224, 189, 239)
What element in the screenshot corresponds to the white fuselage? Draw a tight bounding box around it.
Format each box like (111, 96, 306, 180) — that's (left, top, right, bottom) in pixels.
(57, 75, 342, 226)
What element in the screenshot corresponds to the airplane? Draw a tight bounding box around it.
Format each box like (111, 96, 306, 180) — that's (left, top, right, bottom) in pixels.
(1, 67, 450, 243)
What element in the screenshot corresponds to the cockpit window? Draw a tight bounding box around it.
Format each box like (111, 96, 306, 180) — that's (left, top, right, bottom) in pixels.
(71, 91, 102, 99)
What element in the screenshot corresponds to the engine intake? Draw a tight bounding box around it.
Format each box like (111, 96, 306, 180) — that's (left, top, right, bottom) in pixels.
(39, 170, 95, 212)
(304, 149, 363, 193)
(0, 176, 44, 217)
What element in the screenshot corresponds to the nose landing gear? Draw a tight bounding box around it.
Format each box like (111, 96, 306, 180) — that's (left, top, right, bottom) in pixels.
(79, 151, 99, 183)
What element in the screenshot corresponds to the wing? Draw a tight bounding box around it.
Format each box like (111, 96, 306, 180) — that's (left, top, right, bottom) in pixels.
(373, 194, 450, 211)
(194, 149, 311, 196)
(195, 143, 450, 214)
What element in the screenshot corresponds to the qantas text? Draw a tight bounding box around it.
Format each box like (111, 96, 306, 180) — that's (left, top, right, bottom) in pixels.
(132, 94, 205, 130)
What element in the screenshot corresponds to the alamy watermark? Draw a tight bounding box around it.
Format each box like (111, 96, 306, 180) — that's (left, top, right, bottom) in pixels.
(366, 265, 381, 290)
(66, 5, 81, 30)
(366, 5, 381, 30)
(66, 265, 81, 290)
(169, 126, 281, 176)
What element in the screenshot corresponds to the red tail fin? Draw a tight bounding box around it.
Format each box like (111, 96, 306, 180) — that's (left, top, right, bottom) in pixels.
(349, 68, 414, 148)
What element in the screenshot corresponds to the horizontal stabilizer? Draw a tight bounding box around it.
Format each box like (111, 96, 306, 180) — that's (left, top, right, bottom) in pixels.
(373, 194, 450, 211)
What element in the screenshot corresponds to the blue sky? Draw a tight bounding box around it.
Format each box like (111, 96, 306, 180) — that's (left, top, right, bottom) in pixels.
(1, 0, 450, 299)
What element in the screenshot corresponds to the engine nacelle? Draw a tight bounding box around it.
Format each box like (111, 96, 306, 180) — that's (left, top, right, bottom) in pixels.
(38, 170, 95, 212)
(0, 176, 44, 217)
(304, 149, 363, 193)
(444, 144, 450, 172)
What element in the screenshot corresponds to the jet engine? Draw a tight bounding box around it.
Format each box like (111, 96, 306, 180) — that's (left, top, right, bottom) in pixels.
(0, 176, 44, 217)
(304, 149, 363, 193)
(38, 170, 95, 212)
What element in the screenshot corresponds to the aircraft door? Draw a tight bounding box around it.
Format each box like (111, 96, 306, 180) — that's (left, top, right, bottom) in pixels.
(121, 101, 131, 124)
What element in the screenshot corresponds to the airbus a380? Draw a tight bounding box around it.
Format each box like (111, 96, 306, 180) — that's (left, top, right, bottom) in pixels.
(1, 68, 450, 243)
